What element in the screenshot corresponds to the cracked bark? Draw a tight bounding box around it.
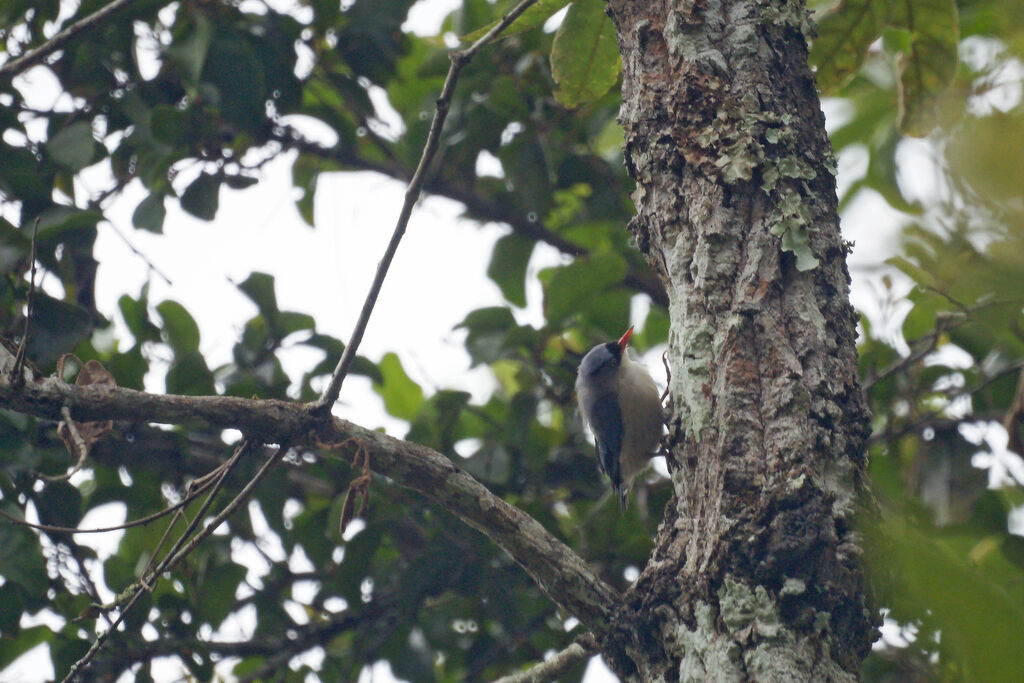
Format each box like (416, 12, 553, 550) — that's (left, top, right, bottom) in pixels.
(602, 0, 876, 680)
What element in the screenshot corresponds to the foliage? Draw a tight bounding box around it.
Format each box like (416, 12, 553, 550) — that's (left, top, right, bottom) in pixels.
(812, 0, 1024, 678)
(0, 0, 1020, 681)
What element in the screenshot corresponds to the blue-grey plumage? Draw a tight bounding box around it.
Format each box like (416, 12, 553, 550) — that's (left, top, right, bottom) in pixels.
(575, 326, 663, 509)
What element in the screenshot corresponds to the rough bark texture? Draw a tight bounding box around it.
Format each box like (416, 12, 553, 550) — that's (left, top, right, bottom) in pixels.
(604, 0, 876, 680)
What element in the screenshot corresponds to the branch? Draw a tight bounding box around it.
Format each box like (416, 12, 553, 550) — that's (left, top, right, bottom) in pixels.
(0, 0, 137, 81)
(1002, 366, 1024, 455)
(63, 439, 255, 682)
(492, 635, 596, 683)
(10, 218, 39, 388)
(312, 0, 541, 412)
(0, 374, 621, 638)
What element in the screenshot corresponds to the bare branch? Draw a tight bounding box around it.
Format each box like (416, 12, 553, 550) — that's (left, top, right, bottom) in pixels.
(0, 459, 224, 534)
(42, 406, 90, 481)
(0, 374, 621, 637)
(1002, 366, 1024, 455)
(492, 635, 596, 683)
(312, 0, 540, 412)
(10, 218, 39, 388)
(0, 0, 137, 81)
(63, 440, 269, 682)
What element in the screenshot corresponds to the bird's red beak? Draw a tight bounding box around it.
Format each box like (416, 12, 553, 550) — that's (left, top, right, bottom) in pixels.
(617, 326, 634, 353)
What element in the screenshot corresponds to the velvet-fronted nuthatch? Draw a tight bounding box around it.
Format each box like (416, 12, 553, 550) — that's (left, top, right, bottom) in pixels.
(576, 326, 663, 509)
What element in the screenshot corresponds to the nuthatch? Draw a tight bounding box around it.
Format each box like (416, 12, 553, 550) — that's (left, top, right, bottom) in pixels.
(576, 326, 663, 509)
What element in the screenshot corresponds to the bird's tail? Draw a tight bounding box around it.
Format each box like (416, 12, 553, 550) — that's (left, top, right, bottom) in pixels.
(617, 486, 628, 511)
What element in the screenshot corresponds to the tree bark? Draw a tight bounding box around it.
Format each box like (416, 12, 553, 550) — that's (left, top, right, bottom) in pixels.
(604, 0, 876, 679)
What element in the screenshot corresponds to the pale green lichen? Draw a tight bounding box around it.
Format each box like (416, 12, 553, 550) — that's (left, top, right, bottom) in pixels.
(781, 577, 807, 597)
(719, 577, 777, 633)
(769, 186, 819, 271)
(677, 601, 745, 683)
(715, 135, 762, 182)
(751, 108, 822, 272)
(672, 318, 715, 440)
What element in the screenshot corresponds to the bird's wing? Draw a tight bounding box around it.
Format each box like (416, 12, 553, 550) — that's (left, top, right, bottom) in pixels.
(589, 392, 623, 487)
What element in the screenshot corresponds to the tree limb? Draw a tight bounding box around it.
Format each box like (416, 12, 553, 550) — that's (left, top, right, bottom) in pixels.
(0, 0, 137, 81)
(492, 635, 596, 683)
(0, 373, 621, 638)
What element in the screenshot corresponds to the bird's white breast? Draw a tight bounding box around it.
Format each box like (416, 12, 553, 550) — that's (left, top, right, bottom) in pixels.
(616, 354, 664, 483)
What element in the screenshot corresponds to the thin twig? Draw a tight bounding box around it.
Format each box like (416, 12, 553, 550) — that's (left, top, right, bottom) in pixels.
(339, 444, 372, 534)
(62, 439, 258, 683)
(0, 462, 224, 534)
(11, 218, 39, 388)
(661, 350, 671, 403)
(0, 0, 137, 81)
(104, 221, 174, 285)
(312, 0, 540, 413)
(40, 406, 90, 481)
(1002, 367, 1024, 456)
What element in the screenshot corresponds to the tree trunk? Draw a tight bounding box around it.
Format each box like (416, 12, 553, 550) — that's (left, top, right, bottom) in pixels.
(604, 0, 877, 679)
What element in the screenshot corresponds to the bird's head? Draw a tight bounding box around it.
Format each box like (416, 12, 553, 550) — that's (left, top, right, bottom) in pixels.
(578, 326, 634, 381)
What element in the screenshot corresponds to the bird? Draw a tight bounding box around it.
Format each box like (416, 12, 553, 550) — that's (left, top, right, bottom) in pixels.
(575, 326, 663, 509)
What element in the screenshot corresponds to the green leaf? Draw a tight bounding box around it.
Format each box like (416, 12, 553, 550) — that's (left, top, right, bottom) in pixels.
(810, 0, 888, 93)
(336, 524, 382, 603)
(542, 251, 627, 325)
(487, 233, 535, 307)
(36, 205, 102, 243)
(0, 625, 51, 670)
(457, 306, 518, 366)
(36, 481, 83, 529)
(550, 0, 622, 108)
(238, 272, 279, 318)
(46, 121, 98, 171)
(275, 311, 316, 336)
(132, 193, 166, 233)
(180, 171, 221, 221)
(867, 516, 1024, 681)
(166, 350, 216, 395)
(498, 133, 552, 215)
(461, 0, 571, 43)
(157, 300, 201, 353)
(0, 514, 49, 595)
(0, 584, 25, 633)
(373, 353, 425, 421)
(166, 11, 214, 84)
(889, 0, 959, 136)
(946, 111, 1024, 205)
(194, 563, 246, 627)
(150, 105, 187, 146)
(224, 174, 259, 189)
(119, 289, 160, 344)
(0, 144, 50, 211)
(202, 30, 266, 133)
(27, 294, 93, 366)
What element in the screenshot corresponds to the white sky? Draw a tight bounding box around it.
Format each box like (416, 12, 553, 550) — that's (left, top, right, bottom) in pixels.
(4, 2, 1024, 682)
